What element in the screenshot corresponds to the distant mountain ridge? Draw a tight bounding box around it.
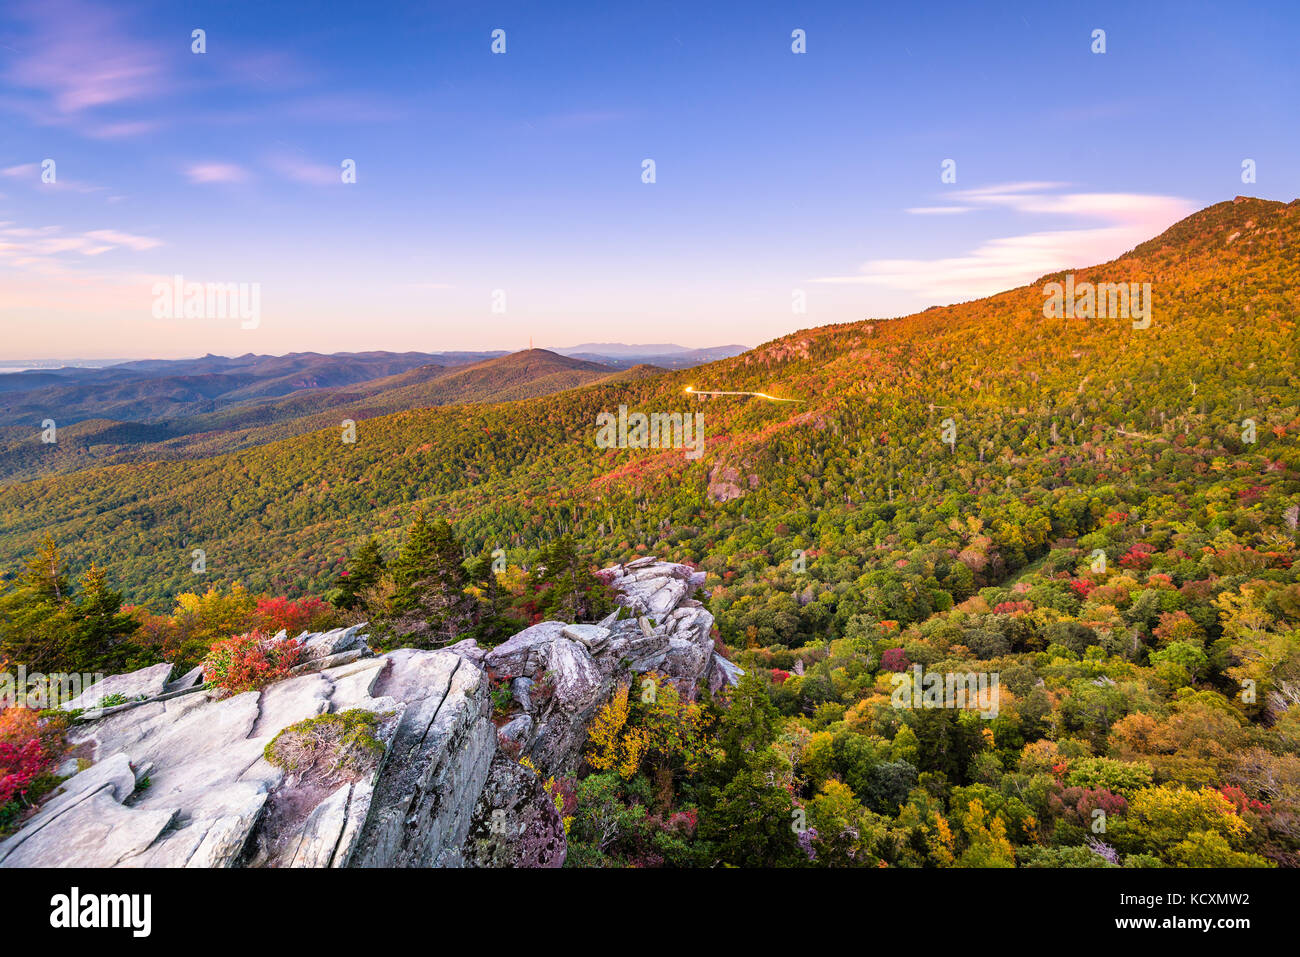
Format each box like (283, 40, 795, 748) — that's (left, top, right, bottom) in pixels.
(0, 351, 499, 418)
(0, 349, 656, 481)
(551, 342, 749, 357)
(550, 343, 750, 369)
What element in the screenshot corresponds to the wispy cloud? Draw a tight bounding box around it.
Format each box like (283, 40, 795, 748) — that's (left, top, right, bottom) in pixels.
(4, 0, 161, 116)
(815, 184, 1195, 299)
(185, 163, 252, 185)
(81, 229, 163, 252)
(2, 162, 106, 194)
(267, 154, 340, 186)
(89, 120, 160, 139)
(0, 221, 162, 272)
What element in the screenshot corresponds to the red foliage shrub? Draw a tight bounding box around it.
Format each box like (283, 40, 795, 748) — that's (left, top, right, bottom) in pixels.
(1119, 542, 1156, 570)
(255, 596, 335, 635)
(666, 808, 698, 835)
(1050, 786, 1129, 826)
(1219, 785, 1271, 815)
(202, 630, 304, 695)
(770, 669, 791, 684)
(0, 707, 64, 806)
(993, 600, 1034, 615)
(1069, 578, 1096, 598)
(880, 647, 910, 672)
(1236, 484, 1267, 506)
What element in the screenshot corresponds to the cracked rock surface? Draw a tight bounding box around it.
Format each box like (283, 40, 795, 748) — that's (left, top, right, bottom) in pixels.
(0, 561, 740, 868)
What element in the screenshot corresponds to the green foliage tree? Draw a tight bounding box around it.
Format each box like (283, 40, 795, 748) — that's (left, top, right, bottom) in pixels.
(700, 749, 804, 867)
(0, 536, 74, 670)
(379, 513, 479, 648)
(527, 535, 613, 623)
(329, 537, 385, 611)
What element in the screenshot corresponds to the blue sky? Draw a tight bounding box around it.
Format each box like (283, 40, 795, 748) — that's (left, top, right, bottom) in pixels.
(1, 0, 1296, 359)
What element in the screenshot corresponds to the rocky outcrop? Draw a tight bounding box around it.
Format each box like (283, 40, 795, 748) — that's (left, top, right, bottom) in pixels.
(455, 558, 741, 779)
(0, 560, 740, 869)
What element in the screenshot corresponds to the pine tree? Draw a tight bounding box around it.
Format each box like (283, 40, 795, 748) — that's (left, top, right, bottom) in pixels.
(67, 564, 142, 673)
(380, 513, 478, 648)
(466, 547, 518, 645)
(700, 749, 804, 867)
(23, 535, 69, 602)
(529, 535, 611, 623)
(330, 537, 385, 611)
(716, 670, 781, 778)
(0, 536, 75, 671)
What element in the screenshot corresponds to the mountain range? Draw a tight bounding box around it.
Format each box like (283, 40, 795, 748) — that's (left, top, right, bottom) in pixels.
(0, 347, 727, 481)
(0, 197, 1295, 610)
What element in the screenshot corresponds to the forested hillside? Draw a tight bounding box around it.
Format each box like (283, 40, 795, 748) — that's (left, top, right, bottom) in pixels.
(1, 198, 1293, 605)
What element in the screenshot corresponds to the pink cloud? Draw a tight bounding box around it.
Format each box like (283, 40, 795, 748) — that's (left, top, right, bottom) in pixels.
(815, 185, 1196, 300)
(0, 222, 163, 271)
(267, 154, 341, 186)
(4, 0, 162, 116)
(185, 163, 251, 185)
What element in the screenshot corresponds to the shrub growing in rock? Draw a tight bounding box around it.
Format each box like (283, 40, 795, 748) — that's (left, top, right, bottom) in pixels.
(202, 630, 303, 696)
(263, 709, 386, 775)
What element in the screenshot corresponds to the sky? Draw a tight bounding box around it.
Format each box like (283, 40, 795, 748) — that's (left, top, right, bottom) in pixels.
(0, 0, 1296, 360)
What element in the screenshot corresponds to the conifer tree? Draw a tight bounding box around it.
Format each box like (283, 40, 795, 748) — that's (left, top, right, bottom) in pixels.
(0, 536, 75, 671)
(0, 540, 141, 673)
(528, 535, 612, 623)
(66, 563, 140, 673)
(330, 537, 385, 611)
(381, 513, 478, 648)
(466, 547, 518, 645)
(715, 670, 782, 778)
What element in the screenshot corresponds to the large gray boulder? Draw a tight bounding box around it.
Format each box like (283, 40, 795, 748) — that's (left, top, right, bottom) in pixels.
(0, 644, 510, 870)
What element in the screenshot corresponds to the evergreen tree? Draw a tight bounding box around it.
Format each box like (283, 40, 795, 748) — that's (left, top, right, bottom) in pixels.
(380, 513, 478, 648)
(700, 749, 804, 867)
(67, 564, 144, 673)
(0, 536, 75, 671)
(23, 535, 69, 602)
(466, 547, 519, 645)
(330, 537, 385, 611)
(528, 535, 612, 623)
(716, 669, 782, 778)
